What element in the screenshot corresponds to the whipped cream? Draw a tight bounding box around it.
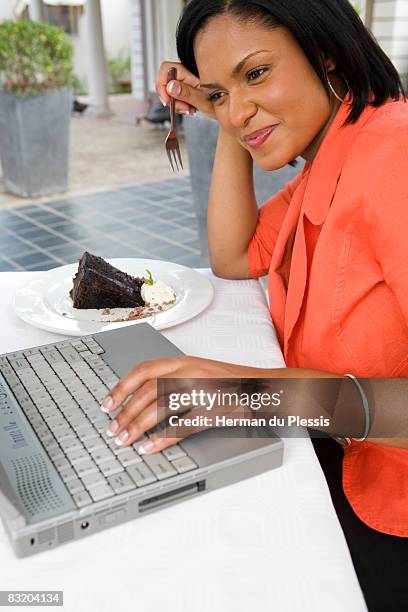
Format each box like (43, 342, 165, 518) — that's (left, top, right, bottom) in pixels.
(141, 280, 176, 306)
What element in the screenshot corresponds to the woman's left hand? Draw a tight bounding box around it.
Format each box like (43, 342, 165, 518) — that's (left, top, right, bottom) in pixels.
(100, 355, 264, 455)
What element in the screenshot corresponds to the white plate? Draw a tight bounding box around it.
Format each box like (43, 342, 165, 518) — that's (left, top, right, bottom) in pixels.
(13, 258, 214, 336)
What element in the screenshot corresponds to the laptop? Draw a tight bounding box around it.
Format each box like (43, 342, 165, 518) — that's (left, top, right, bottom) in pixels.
(0, 323, 283, 557)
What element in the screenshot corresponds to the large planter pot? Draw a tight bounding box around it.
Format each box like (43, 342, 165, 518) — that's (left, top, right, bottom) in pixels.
(0, 87, 72, 197)
(184, 113, 303, 265)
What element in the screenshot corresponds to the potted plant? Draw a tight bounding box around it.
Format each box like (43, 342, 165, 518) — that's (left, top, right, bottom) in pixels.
(0, 19, 73, 197)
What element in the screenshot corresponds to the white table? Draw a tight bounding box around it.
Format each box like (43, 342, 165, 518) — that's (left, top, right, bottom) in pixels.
(0, 271, 367, 612)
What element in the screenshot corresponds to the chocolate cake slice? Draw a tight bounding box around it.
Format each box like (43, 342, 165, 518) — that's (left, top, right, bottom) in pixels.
(70, 252, 145, 309)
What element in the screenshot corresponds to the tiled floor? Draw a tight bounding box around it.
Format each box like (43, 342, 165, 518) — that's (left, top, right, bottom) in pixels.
(0, 178, 202, 272)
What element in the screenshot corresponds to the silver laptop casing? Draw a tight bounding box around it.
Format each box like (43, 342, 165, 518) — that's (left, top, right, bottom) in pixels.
(0, 324, 283, 557)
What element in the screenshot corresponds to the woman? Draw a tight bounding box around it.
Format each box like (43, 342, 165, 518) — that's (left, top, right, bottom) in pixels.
(101, 1, 408, 609)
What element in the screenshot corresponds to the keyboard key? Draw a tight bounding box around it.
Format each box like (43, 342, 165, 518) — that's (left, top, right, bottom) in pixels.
(132, 435, 148, 453)
(59, 437, 84, 453)
(100, 459, 123, 477)
(101, 430, 119, 444)
(116, 448, 142, 467)
(107, 440, 122, 454)
(52, 422, 73, 437)
(88, 413, 109, 427)
(90, 447, 115, 464)
(42, 437, 58, 451)
(8, 356, 31, 370)
(23, 347, 40, 357)
(62, 408, 85, 422)
(59, 466, 77, 482)
(172, 456, 198, 474)
(126, 463, 157, 487)
(93, 421, 109, 434)
(83, 436, 106, 452)
(8, 350, 26, 359)
(83, 338, 105, 354)
(76, 423, 98, 440)
(68, 415, 89, 430)
(66, 478, 85, 495)
(73, 490, 92, 508)
(162, 445, 187, 462)
(142, 453, 177, 480)
(71, 341, 88, 352)
(48, 447, 65, 462)
(55, 398, 78, 412)
(74, 460, 99, 478)
(108, 472, 136, 494)
(54, 457, 70, 472)
(88, 483, 115, 502)
(58, 346, 83, 363)
(54, 427, 77, 443)
(44, 349, 65, 365)
(46, 415, 68, 429)
(39, 432, 55, 447)
(81, 472, 106, 488)
(65, 448, 91, 465)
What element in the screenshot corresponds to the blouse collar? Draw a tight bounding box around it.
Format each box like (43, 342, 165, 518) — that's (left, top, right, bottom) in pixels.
(300, 99, 379, 225)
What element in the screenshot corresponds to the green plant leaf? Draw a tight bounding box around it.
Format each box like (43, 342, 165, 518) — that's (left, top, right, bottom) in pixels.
(0, 18, 73, 96)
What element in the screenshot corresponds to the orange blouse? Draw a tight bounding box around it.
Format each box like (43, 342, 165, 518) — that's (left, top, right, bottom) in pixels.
(248, 97, 408, 536)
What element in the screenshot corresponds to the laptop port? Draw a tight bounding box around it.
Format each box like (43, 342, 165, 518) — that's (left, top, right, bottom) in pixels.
(139, 480, 206, 513)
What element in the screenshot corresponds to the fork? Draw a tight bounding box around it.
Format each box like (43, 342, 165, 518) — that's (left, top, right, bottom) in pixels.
(165, 67, 183, 172)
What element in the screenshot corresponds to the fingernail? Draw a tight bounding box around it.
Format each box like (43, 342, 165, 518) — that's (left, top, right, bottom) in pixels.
(138, 440, 155, 455)
(101, 396, 114, 413)
(160, 97, 167, 107)
(115, 430, 129, 446)
(167, 81, 181, 96)
(107, 419, 119, 437)
(178, 109, 188, 115)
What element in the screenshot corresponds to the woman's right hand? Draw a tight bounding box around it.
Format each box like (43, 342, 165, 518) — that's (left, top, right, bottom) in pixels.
(156, 60, 216, 119)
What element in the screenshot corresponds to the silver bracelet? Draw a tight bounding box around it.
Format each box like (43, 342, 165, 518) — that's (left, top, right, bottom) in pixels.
(344, 374, 371, 441)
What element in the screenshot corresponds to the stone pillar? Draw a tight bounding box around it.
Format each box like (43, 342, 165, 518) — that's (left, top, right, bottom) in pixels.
(130, 0, 147, 99)
(30, 0, 45, 21)
(85, 0, 113, 117)
(142, 0, 160, 95)
(133, 0, 183, 98)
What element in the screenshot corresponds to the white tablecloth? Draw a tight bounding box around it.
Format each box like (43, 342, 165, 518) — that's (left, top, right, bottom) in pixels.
(0, 271, 367, 612)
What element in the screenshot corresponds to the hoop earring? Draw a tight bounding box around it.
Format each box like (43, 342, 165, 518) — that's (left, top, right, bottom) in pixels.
(327, 74, 352, 105)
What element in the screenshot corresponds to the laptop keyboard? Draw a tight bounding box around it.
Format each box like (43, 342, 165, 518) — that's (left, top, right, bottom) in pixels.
(0, 337, 198, 509)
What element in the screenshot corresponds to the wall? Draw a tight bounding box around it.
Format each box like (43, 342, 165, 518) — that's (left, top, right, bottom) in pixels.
(0, 0, 17, 21)
(371, 0, 408, 75)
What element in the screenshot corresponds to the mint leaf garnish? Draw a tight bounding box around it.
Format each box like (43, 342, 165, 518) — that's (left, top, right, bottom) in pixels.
(144, 269, 154, 285)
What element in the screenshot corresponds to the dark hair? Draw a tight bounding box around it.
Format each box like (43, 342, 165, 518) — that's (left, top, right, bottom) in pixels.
(176, 0, 405, 124)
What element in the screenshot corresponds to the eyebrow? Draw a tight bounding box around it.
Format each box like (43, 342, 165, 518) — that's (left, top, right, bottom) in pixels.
(199, 49, 272, 89)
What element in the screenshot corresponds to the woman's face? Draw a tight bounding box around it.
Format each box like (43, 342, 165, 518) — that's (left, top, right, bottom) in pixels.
(194, 15, 340, 169)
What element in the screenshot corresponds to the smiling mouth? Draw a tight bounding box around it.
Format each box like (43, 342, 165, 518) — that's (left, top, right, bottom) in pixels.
(243, 125, 278, 149)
